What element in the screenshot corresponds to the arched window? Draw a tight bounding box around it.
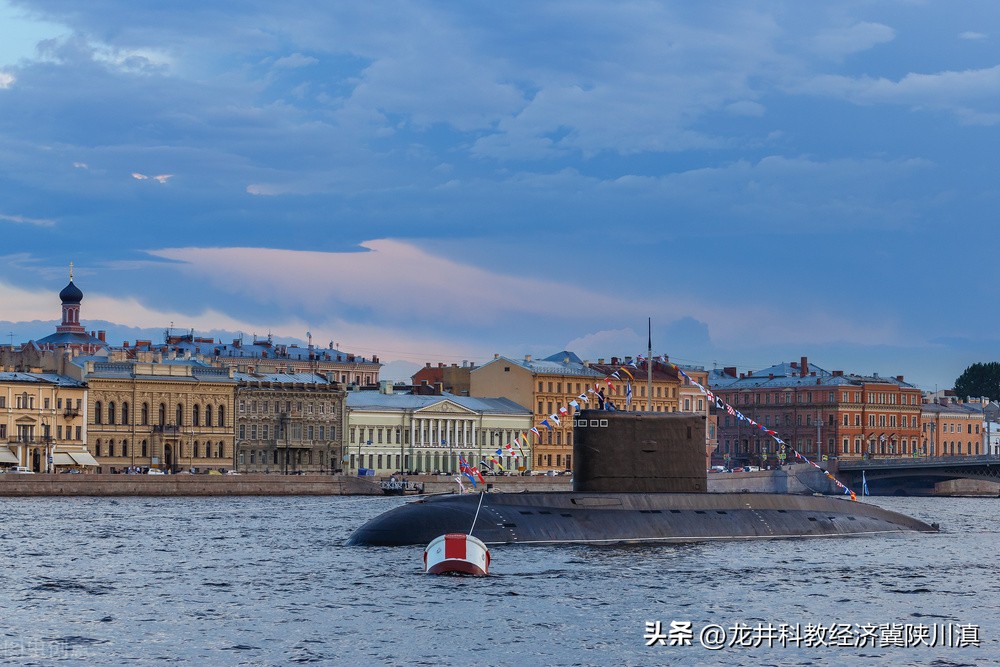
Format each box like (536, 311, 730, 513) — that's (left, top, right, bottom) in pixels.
(217, 406, 225, 427)
(122, 402, 129, 425)
(193, 404, 200, 427)
(205, 405, 213, 426)
(94, 401, 103, 425)
(217, 441, 224, 458)
(142, 403, 149, 426)
(193, 441, 200, 458)
(122, 440, 128, 457)
(159, 403, 166, 426)
(108, 402, 116, 425)
(95, 439, 102, 456)
(108, 441, 115, 457)
(141, 440, 148, 457)
(176, 404, 183, 426)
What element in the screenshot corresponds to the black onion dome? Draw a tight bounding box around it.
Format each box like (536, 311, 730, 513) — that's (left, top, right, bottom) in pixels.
(59, 280, 83, 304)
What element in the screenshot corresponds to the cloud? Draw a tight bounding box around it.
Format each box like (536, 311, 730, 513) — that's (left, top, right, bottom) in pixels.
(0, 71, 14, 88)
(0, 212, 55, 227)
(146, 239, 642, 324)
(132, 172, 172, 183)
(958, 31, 986, 41)
(807, 22, 895, 59)
(795, 64, 1000, 124)
(272, 53, 318, 69)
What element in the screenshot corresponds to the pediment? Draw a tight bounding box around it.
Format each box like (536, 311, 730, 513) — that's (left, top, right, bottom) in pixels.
(415, 400, 476, 415)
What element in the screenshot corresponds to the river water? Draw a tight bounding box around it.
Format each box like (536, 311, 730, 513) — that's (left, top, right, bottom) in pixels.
(0, 494, 995, 666)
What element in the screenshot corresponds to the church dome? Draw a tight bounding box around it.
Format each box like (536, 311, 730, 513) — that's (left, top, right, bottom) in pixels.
(59, 280, 83, 304)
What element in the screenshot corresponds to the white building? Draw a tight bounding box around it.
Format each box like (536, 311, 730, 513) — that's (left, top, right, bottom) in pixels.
(346, 384, 533, 475)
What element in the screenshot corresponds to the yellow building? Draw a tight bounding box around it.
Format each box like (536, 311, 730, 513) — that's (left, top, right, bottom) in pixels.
(0, 371, 94, 471)
(75, 359, 237, 472)
(470, 352, 609, 472)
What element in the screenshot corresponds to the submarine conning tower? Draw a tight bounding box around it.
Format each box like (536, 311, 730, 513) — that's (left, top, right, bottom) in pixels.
(572, 410, 707, 493)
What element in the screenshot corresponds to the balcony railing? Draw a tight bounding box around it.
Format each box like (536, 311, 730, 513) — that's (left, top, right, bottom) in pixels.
(152, 425, 182, 435)
(63, 408, 81, 417)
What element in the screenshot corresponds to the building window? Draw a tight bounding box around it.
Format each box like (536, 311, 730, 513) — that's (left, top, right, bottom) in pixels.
(193, 404, 200, 427)
(205, 405, 213, 425)
(94, 401, 103, 424)
(122, 402, 129, 425)
(218, 406, 225, 427)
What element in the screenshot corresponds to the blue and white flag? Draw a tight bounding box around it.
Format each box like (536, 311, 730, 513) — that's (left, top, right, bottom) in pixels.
(862, 470, 869, 496)
(626, 382, 632, 407)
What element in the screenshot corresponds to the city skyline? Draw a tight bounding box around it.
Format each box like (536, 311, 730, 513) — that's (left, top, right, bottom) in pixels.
(2, 2, 999, 391)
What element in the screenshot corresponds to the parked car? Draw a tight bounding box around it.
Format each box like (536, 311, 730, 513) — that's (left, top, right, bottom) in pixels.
(146, 468, 165, 475)
(8, 466, 34, 474)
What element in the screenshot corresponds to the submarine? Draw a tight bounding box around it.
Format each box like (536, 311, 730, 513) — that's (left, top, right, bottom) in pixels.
(347, 411, 937, 546)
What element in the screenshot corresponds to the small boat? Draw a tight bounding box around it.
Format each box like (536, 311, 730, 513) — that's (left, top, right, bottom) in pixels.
(423, 533, 490, 576)
(380, 479, 407, 496)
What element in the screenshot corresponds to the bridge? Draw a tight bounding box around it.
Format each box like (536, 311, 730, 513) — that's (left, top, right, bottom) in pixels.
(834, 455, 1000, 495)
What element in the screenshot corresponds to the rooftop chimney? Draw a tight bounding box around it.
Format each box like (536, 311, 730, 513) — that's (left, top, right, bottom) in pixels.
(800, 356, 808, 377)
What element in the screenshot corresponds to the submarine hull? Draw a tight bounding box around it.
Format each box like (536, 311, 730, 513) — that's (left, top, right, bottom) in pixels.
(346, 491, 937, 547)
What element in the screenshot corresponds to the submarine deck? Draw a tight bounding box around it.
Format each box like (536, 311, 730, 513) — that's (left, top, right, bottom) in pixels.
(347, 491, 938, 546)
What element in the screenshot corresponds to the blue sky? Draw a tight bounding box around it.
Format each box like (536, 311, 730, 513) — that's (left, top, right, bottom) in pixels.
(1, 1, 998, 390)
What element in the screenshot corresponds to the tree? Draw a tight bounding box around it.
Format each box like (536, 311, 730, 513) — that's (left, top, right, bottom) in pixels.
(953, 362, 1000, 401)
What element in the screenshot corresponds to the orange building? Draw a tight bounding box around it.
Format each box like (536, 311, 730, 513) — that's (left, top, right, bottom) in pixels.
(710, 356, 922, 466)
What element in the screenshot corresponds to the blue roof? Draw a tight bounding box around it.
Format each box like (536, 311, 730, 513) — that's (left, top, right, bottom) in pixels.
(478, 354, 606, 379)
(35, 331, 107, 347)
(347, 391, 530, 415)
(709, 361, 916, 390)
(132, 338, 380, 366)
(0, 372, 84, 387)
(234, 371, 338, 385)
(82, 360, 235, 383)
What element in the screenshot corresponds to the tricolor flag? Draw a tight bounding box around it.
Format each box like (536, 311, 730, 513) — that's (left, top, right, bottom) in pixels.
(619, 367, 634, 380)
(558, 406, 568, 415)
(530, 427, 540, 437)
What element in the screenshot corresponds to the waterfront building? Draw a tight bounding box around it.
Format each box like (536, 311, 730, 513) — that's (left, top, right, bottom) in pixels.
(235, 371, 346, 473)
(920, 397, 985, 457)
(346, 382, 532, 475)
(411, 361, 477, 396)
(470, 352, 606, 472)
(710, 356, 922, 465)
(119, 333, 382, 387)
(32, 268, 109, 356)
(0, 371, 94, 471)
(75, 359, 237, 472)
(678, 365, 718, 468)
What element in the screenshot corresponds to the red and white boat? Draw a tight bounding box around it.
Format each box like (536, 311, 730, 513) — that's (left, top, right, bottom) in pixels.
(423, 533, 490, 576)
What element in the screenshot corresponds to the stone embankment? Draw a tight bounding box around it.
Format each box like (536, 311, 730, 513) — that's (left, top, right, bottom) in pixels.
(0, 473, 573, 496)
(706, 463, 839, 495)
(0, 466, 842, 496)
